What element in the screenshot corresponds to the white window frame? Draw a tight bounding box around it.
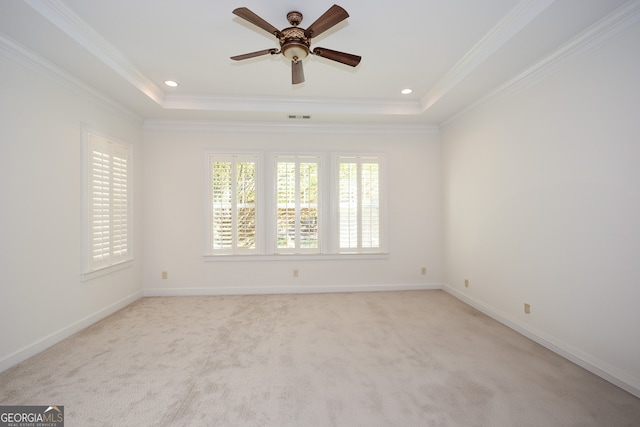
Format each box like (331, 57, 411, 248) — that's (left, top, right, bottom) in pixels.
(273, 155, 322, 254)
(204, 151, 387, 261)
(206, 152, 261, 255)
(81, 127, 133, 280)
(334, 154, 386, 254)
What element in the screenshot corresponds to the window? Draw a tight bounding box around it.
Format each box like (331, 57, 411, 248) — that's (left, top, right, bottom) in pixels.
(337, 156, 382, 253)
(275, 156, 320, 253)
(82, 130, 132, 277)
(206, 152, 385, 258)
(209, 154, 259, 254)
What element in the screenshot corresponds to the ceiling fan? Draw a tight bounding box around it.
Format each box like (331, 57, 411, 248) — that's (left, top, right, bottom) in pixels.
(230, 4, 361, 84)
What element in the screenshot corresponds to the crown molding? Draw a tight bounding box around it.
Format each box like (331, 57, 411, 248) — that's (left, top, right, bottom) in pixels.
(442, 0, 640, 128)
(420, 0, 555, 112)
(17, 0, 636, 127)
(143, 119, 439, 135)
(0, 33, 141, 122)
(24, 0, 165, 105)
(162, 94, 423, 115)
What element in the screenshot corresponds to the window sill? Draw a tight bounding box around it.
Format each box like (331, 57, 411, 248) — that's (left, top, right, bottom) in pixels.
(203, 253, 390, 262)
(82, 260, 133, 281)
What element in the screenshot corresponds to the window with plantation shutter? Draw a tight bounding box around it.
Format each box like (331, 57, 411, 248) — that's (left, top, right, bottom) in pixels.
(337, 156, 382, 253)
(209, 154, 258, 254)
(83, 131, 132, 277)
(275, 156, 320, 252)
(205, 151, 385, 259)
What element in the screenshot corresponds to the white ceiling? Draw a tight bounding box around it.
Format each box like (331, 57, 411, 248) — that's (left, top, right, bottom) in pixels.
(0, 0, 633, 125)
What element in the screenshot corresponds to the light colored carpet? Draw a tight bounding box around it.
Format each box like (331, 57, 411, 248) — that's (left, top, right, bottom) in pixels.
(1, 290, 638, 426)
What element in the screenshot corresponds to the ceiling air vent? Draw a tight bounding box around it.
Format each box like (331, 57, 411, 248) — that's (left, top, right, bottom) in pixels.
(288, 115, 311, 119)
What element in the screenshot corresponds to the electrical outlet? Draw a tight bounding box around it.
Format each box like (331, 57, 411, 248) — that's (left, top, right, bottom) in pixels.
(464, 279, 469, 288)
(161, 271, 168, 280)
(421, 267, 427, 275)
(293, 269, 299, 278)
(524, 303, 531, 314)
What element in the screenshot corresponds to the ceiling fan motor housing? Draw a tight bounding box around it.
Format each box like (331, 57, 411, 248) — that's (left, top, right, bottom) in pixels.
(280, 27, 310, 62)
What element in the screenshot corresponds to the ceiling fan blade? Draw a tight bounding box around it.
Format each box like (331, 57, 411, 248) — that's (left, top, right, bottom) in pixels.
(231, 48, 278, 61)
(304, 4, 349, 38)
(232, 7, 282, 37)
(312, 47, 361, 67)
(292, 60, 305, 84)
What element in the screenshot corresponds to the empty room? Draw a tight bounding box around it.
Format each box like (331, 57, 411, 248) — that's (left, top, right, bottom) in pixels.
(1, 1, 639, 425)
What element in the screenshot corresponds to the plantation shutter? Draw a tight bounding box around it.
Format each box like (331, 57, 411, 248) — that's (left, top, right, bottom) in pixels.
(299, 161, 319, 249)
(211, 161, 233, 250)
(338, 157, 381, 252)
(210, 156, 258, 254)
(361, 162, 380, 248)
(87, 134, 130, 272)
(89, 148, 111, 267)
(339, 162, 358, 249)
(275, 157, 319, 252)
(111, 146, 129, 259)
(276, 161, 297, 249)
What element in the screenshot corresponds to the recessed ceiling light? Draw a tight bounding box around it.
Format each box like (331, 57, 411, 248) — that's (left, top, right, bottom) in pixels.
(401, 88, 413, 95)
(164, 80, 179, 87)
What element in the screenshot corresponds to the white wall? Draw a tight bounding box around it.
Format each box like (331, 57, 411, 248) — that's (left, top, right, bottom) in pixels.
(142, 126, 442, 295)
(0, 55, 143, 370)
(4, 12, 636, 402)
(441, 25, 640, 395)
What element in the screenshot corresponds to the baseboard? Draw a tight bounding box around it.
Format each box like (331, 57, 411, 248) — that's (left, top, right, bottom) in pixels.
(143, 283, 442, 297)
(441, 284, 640, 399)
(0, 290, 142, 373)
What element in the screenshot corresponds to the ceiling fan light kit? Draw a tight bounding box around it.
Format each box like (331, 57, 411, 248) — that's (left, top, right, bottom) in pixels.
(231, 4, 361, 85)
